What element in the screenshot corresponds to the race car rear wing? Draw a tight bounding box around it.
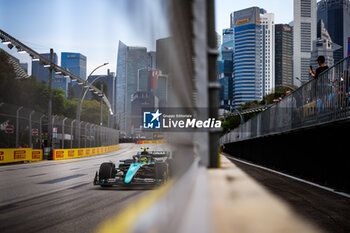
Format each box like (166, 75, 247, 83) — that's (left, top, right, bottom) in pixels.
(137, 151, 170, 157)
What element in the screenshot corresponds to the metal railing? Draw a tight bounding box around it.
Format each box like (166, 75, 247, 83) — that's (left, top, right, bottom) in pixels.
(0, 103, 119, 149)
(221, 56, 350, 144)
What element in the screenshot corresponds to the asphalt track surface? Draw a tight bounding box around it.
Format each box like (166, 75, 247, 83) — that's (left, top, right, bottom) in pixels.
(225, 154, 350, 233)
(0, 143, 168, 233)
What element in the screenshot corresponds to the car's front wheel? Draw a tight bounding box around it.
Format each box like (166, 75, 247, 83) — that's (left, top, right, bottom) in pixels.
(99, 162, 115, 187)
(155, 163, 169, 183)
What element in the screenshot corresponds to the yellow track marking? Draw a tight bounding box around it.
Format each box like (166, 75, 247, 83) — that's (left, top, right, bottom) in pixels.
(95, 179, 174, 233)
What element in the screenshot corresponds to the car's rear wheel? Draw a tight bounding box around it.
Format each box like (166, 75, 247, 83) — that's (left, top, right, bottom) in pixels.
(99, 163, 115, 187)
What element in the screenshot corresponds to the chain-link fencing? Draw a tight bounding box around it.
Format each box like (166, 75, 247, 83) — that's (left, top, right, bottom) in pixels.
(221, 56, 350, 144)
(0, 102, 119, 149)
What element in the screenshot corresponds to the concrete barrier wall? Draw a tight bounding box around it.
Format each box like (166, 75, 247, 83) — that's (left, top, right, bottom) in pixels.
(223, 120, 350, 193)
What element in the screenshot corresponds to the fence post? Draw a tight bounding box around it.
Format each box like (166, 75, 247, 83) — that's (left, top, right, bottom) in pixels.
(15, 106, 23, 148)
(85, 123, 89, 148)
(71, 119, 76, 148)
(79, 121, 84, 148)
(90, 124, 93, 147)
(29, 110, 35, 148)
(93, 124, 95, 147)
(62, 117, 67, 149)
(100, 126, 102, 146)
(39, 114, 45, 149)
(51, 115, 56, 152)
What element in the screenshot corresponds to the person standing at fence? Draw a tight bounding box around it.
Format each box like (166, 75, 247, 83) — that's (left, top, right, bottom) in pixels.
(309, 56, 329, 79)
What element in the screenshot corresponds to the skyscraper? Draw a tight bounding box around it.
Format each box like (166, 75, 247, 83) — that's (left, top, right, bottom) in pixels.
(260, 9, 275, 96)
(231, 7, 263, 108)
(116, 41, 147, 134)
(147, 51, 156, 70)
(216, 32, 222, 49)
(219, 28, 234, 110)
(151, 74, 168, 107)
(31, 53, 58, 83)
(310, 20, 340, 69)
(275, 24, 293, 87)
(317, 0, 350, 63)
(293, 0, 317, 85)
(32, 53, 70, 97)
(137, 68, 150, 91)
(156, 38, 171, 74)
(61, 52, 87, 80)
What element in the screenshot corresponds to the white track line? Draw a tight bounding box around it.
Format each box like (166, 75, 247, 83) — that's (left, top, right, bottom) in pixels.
(224, 154, 350, 199)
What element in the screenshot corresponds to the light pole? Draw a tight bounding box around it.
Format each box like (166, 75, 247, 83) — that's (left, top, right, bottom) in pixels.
(100, 84, 103, 126)
(76, 63, 108, 148)
(62, 117, 68, 149)
(70, 119, 75, 148)
(47, 48, 54, 158)
(76, 63, 108, 123)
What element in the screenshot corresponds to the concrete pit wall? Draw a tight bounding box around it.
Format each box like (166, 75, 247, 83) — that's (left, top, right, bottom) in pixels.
(223, 120, 350, 193)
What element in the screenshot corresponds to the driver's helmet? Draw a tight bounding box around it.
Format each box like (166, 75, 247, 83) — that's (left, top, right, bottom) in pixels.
(140, 147, 149, 155)
(140, 156, 147, 163)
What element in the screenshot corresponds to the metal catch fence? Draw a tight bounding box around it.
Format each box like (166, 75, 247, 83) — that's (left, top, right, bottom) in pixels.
(221, 56, 350, 144)
(0, 102, 119, 149)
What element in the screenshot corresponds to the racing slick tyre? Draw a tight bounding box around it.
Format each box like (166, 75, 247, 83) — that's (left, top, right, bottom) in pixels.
(99, 162, 116, 187)
(155, 163, 169, 183)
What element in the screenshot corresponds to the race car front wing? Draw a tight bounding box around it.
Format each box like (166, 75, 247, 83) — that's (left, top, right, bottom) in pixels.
(93, 172, 162, 186)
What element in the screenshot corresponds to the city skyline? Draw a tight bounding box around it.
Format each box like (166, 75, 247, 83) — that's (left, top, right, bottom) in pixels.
(0, 0, 169, 76)
(215, 0, 294, 40)
(1, 0, 295, 78)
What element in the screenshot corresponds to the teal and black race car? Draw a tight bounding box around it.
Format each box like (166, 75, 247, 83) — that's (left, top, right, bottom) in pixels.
(93, 148, 170, 187)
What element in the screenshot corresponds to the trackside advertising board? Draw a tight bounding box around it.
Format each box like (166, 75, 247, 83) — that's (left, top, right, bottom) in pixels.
(0, 148, 43, 164)
(53, 144, 120, 160)
(137, 140, 167, 144)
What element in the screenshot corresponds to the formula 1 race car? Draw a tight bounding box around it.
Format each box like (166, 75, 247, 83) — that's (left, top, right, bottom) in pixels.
(93, 148, 171, 187)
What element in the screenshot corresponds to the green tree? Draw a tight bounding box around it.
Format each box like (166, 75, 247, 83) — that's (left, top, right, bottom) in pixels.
(63, 99, 77, 119)
(80, 99, 108, 125)
(0, 50, 82, 121)
(68, 85, 75, 99)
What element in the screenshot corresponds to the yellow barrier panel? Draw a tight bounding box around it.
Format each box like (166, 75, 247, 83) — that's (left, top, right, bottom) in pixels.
(0, 145, 119, 163)
(53, 144, 120, 160)
(0, 148, 40, 164)
(137, 140, 167, 144)
(31, 149, 43, 161)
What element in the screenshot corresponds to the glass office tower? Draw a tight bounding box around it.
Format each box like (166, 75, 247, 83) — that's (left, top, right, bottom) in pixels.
(293, 0, 317, 85)
(275, 24, 293, 87)
(31, 53, 58, 83)
(317, 0, 350, 63)
(61, 52, 87, 80)
(116, 41, 147, 135)
(231, 7, 263, 109)
(219, 28, 234, 110)
(260, 9, 275, 96)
